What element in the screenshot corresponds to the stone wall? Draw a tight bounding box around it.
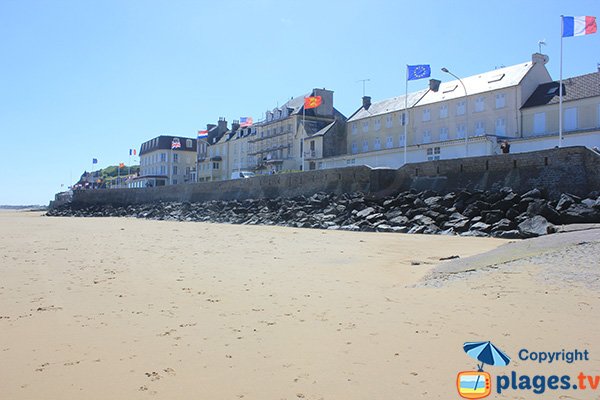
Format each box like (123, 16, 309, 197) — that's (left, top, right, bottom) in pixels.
(66, 147, 600, 207)
(69, 166, 376, 207)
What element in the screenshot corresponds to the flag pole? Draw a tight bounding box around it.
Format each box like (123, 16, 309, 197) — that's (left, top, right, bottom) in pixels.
(559, 15, 564, 148)
(403, 65, 408, 165)
(302, 101, 305, 171)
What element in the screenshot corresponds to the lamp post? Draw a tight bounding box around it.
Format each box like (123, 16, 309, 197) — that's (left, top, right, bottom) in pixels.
(442, 67, 469, 157)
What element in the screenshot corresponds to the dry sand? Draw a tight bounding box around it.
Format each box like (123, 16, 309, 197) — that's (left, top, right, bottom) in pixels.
(0, 211, 599, 399)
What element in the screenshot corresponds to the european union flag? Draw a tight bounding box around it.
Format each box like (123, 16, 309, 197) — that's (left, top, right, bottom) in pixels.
(92, 158, 98, 164)
(407, 64, 431, 81)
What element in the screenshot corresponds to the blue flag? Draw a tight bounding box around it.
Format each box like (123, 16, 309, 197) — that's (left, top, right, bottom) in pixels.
(92, 158, 98, 164)
(407, 64, 431, 81)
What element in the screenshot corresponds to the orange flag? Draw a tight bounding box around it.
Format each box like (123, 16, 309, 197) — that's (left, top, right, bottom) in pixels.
(119, 163, 125, 168)
(304, 96, 322, 109)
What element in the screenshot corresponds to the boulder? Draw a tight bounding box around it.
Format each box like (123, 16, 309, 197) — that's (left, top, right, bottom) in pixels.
(518, 216, 555, 238)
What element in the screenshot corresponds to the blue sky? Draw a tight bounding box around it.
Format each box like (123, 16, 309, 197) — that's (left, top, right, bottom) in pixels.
(1, 0, 598, 205)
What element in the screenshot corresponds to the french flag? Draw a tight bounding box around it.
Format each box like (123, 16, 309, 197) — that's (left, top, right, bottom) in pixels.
(562, 16, 597, 37)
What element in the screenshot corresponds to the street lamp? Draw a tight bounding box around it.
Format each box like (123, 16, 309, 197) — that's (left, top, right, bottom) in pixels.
(441, 67, 469, 157)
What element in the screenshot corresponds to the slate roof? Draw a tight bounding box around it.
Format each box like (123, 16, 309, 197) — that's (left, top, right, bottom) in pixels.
(348, 60, 539, 122)
(139, 135, 197, 155)
(521, 71, 600, 108)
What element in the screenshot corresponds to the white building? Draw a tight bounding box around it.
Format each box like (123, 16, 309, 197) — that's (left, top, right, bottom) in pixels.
(317, 53, 558, 169)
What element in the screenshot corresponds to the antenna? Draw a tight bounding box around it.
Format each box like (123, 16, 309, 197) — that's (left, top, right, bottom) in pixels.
(538, 39, 546, 54)
(356, 78, 371, 96)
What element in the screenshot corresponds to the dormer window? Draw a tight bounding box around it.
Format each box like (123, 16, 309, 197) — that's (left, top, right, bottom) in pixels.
(488, 73, 505, 83)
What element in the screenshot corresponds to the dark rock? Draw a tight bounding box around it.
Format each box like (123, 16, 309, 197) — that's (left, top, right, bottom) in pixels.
(482, 209, 504, 225)
(505, 207, 520, 221)
(470, 222, 492, 232)
(407, 225, 427, 234)
(493, 230, 522, 239)
(559, 204, 600, 224)
(555, 193, 576, 211)
(411, 215, 436, 226)
(522, 188, 543, 199)
(356, 207, 375, 218)
(491, 218, 515, 231)
(424, 196, 442, 207)
(389, 215, 409, 226)
(518, 216, 555, 238)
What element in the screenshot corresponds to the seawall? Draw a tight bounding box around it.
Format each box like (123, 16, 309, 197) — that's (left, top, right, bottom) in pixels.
(57, 146, 600, 208)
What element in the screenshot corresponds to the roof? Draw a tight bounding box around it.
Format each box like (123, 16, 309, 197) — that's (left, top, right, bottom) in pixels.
(521, 71, 600, 108)
(348, 60, 537, 122)
(309, 121, 336, 138)
(139, 135, 197, 155)
(347, 90, 429, 122)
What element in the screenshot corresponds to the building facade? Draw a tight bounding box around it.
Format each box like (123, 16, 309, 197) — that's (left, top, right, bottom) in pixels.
(517, 71, 600, 152)
(317, 53, 554, 169)
(134, 135, 197, 187)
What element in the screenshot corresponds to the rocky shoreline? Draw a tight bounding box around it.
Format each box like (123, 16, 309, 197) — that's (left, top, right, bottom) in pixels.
(47, 188, 600, 239)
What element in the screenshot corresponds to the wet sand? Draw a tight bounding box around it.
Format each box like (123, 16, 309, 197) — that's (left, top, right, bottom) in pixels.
(0, 211, 598, 399)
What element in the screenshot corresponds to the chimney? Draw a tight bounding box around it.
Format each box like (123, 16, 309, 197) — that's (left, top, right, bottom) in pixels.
(532, 53, 549, 65)
(232, 120, 240, 132)
(217, 117, 228, 133)
(362, 96, 371, 109)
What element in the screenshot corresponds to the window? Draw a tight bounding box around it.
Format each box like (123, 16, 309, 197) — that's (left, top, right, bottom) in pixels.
(475, 121, 485, 136)
(212, 162, 219, 169)
(422, 130, 431, 144)
(457, 123, 466, 138)
(422, 108, 431, 122)
(386, 136, 393, 149)
(426, 147, 441, 161)
(186, 139, 192, 148)
(352, 123, 358, 134)
(533, 112, 546, 134)
(362, 121, 369, 133)
(362, 139, 369, 152)
(439, 105, 448, 119)
(351, 142, 358, 154)
(564, 107, 577, 131)
(173, 165, 178, 175)
(457, 100, 466, 116)
(440, 127, 449, 141)
(475, 97, 485, 112)
(374, 118, 381, 131)
(173, 153, 179, 163)
(399, 113, 407, 126)
(399, 135, 406, 146)
(173, 179, 177, 185)
(386, 115, 393, 128)
(495, 93, 506, 109)
(160, 165, 165, 175)
(374, 137, 381, 150)
(160, 153, 166, 162)
(495, 118, 506, 135)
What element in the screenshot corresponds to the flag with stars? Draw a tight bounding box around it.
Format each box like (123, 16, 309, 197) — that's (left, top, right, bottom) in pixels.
(407, 64, 431, 81)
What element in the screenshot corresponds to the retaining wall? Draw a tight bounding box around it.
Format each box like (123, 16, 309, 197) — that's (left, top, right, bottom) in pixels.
(63, 147, 600, 207)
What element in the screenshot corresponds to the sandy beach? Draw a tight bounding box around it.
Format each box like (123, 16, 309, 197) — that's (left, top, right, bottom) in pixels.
(1, 211, 599, 399)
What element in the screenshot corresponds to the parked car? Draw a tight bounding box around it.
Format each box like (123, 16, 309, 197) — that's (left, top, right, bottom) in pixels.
(231, 170, 256, 179)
